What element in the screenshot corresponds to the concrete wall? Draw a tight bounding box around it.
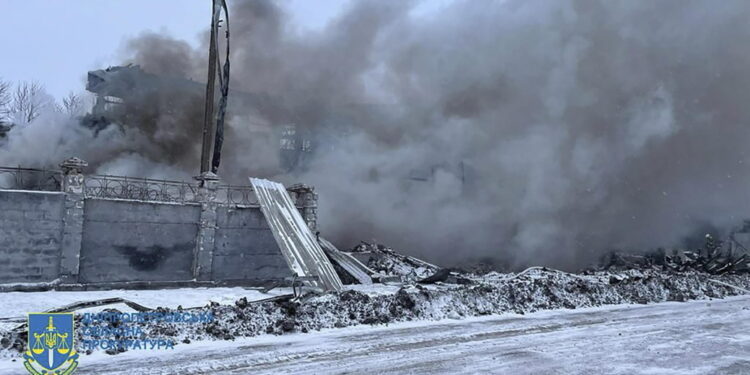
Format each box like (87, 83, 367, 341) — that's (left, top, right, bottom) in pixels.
(213, 207, 291, 282)
(0, 190, 64, 283)
(0, 175, 318, 288)
(79, 199, 200, 283)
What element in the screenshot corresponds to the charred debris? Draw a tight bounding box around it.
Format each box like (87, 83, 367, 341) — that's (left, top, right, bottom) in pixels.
(318, 233, 750, 297)
(318, 240, 477, 287)
(4, 234, 750, 356)
(598, 234, 750, 276)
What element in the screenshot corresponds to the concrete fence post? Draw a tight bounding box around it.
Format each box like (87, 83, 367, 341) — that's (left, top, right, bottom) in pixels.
(288, 184, 318, 232)
(193, 172, 219, 281)
(59, 157, 88, 283)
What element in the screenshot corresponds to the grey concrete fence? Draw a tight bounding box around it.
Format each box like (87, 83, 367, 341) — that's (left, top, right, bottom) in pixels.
(0, 157, 318, 290)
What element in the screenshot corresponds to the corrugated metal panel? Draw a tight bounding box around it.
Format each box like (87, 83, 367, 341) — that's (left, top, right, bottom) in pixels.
(319, 237, 373, 285)
(250, 178, 343, 291)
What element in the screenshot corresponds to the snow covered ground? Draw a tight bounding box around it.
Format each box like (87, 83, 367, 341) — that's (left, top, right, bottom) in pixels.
(0, 287, 293, 317)
(1, 295, 747, 374)
(0, 285, 403, 323)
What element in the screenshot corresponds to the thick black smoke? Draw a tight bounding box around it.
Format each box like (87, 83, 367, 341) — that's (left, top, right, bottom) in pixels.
(4, 0, 750, 269)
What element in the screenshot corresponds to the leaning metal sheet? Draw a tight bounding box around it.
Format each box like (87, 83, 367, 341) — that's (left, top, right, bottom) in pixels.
(319, 237, 373, 285)
(249, 178, 343, 291)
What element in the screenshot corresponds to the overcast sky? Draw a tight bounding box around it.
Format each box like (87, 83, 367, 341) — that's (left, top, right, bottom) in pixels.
(0, 0, 350, 99)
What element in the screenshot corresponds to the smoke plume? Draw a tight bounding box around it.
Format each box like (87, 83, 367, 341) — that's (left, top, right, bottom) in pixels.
(3, 0, 750, 269)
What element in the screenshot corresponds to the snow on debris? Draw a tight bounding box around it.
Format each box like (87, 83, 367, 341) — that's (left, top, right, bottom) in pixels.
(2, 262, 748, 358)
(351, 242, 439, 283)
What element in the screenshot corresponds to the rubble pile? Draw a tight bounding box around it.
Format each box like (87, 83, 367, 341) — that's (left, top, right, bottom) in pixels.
(601, 235, 750, 275)
(2, 241, 749, 358)
(350, 242, 439, 283)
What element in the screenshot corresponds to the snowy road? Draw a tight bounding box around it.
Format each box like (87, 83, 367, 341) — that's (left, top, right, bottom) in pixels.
(3, 296, 749, 374)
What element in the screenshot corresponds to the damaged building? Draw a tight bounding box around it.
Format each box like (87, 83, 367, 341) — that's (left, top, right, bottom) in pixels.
(85, 65, 314, 173)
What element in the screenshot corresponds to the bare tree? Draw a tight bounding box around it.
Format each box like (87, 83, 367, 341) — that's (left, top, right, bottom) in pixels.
(9, 81, 51, 124)
(0, 79, 10, 124)
(60, 92, 83, 117)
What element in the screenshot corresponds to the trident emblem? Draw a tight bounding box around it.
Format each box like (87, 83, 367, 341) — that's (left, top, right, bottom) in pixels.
(31, 316, 71, 368)
(24, 313, 78, 375)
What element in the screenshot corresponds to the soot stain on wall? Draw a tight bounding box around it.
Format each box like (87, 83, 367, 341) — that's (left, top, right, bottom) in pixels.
(114, 244, 190, 271)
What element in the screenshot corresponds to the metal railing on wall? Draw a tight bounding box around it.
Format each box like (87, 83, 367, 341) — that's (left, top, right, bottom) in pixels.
(0, 160, 316, 217)
(0, 166, 62, 192)
(83, 174, 202, 204)
(215, 184, 260, 206)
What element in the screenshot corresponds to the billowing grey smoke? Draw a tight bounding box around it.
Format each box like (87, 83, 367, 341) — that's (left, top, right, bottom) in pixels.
(4, 0, 750, 269)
